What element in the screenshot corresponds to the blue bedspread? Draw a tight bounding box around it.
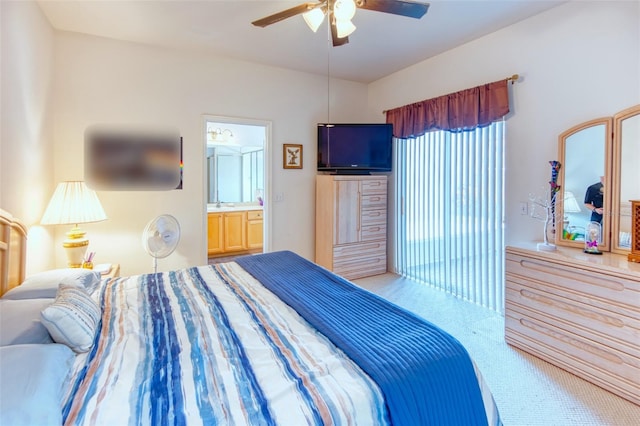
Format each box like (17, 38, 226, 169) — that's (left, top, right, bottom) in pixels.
(237, 251, 491, 426)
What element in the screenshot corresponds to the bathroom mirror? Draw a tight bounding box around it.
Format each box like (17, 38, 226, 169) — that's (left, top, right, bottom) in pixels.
(206, 145, 264, 205)
(611, 104, 640, 254)
(556, 118, 612, 251)
(556, 104, 640, 253)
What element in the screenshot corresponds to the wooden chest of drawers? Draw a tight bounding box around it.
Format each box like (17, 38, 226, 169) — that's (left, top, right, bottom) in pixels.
(316, 175, 387, 280)
(505, 245, 640, 405)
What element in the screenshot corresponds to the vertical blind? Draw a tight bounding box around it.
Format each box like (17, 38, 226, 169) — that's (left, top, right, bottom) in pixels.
(394, 121, 505, 313)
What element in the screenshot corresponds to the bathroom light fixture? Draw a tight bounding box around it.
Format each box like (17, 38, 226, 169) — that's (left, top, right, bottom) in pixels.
(208, 128, 235, 143)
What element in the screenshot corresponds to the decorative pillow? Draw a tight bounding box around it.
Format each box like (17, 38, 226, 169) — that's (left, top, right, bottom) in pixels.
(0, 299, 53, 345)
(0, 343, 74, 426)
(2, 268, 101, 300)
(40, 284, 101, 353)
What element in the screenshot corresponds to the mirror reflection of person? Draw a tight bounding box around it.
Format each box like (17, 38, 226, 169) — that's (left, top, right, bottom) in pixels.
(584, 176, 604, 223)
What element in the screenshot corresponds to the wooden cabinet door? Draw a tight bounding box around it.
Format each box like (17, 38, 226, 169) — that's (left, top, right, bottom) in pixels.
(334, 180, 360, 245)
(207, 213, 224, 256)
(247, 210, 263, 249)
(224, 211, 246, 252)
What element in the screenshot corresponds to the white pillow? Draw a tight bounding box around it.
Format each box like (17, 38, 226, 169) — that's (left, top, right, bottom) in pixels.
(0, 344, 74, 426)
(40, 284, 101, 353)
(0, 299, 53, 345)
(2, 268, 101, 300)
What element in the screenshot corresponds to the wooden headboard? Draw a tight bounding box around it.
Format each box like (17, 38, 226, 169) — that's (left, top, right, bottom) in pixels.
(0, 209, 27, 297)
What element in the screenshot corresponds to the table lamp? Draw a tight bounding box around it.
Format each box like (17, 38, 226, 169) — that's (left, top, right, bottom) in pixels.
(563, 191, 581, 214)
(562, 191, 581, 231)
(41, 181, 107, 267)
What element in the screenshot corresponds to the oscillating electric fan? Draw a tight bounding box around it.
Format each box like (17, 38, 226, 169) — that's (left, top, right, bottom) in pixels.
(142, 214, 181, 273)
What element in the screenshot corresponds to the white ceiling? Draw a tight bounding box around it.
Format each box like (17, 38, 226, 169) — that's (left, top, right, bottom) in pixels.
(37, 1, 566, 83)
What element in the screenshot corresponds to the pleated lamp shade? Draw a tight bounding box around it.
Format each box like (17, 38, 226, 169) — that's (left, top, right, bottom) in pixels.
(41, 181, 107, 267)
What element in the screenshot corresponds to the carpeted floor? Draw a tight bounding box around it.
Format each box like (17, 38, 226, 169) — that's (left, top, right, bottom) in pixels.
(208, 253, 260, 265)
(208, 255, 243, 265)
(353, 273, 640, 426)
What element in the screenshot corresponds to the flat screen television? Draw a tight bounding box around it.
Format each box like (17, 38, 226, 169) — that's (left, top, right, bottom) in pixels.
(317, 123, 393, 174)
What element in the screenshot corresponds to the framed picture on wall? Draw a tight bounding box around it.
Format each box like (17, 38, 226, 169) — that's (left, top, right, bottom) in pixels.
(283, 144, 303, 169)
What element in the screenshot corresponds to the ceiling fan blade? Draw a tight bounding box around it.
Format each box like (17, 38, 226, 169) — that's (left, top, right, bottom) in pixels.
(252, 2, 320, 27)
(331, 20, 349, 46)
(357, 0, 430, 19)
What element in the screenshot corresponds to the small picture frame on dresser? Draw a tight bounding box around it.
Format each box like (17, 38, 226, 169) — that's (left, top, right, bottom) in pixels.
(283, 144, 303, 169)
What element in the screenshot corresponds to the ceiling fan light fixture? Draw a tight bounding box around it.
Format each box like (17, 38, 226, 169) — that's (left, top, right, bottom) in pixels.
(333, 0, 357, 21)
(303, 8, 325, 32)
(335, 19, 356, 38)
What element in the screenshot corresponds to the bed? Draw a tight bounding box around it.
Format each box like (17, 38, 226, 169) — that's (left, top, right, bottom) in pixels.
(0, 209, 502, 425)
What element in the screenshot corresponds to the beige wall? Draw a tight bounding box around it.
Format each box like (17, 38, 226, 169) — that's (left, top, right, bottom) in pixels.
(0, 1, 56, 274)
(368, 1, 640, 251)
(44, 28, 369, 276)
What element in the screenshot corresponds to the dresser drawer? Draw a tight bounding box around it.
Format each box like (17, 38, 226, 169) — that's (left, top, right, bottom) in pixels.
(333, 253, 387, 280)
(361, 223, 386, 241)
(361, 179, 387, 195)
(361, 194, 387, 210)
(361, 209, 386, 225)
(334, 240, 385, 261)
(506, 277, 640, 356)
(506, 252, 640, 311)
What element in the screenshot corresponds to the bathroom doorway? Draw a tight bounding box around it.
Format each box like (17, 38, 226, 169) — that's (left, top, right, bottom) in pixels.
(203, 115, 271, 262)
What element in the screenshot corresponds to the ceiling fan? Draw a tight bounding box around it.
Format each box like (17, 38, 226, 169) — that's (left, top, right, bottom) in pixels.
(252, 0, 430, 47)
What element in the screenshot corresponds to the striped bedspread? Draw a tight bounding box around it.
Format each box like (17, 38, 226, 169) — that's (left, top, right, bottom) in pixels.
(62, 262, 388, 425)
(62, 251, 501, 425)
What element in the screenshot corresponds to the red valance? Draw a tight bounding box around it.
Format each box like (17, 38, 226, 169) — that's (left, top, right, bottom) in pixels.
(385, 79, 510, 138)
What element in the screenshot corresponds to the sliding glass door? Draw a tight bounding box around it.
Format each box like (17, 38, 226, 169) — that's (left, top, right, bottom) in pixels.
(393, 121, 505, 313)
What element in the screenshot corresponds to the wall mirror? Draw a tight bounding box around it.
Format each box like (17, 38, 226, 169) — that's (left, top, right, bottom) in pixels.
(556, 104, 640, 253)
(612, 104, 640, 254)
(205, 121, 265, 206)
(556, 118, 612, 251)
(206, 145, 263, 204)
